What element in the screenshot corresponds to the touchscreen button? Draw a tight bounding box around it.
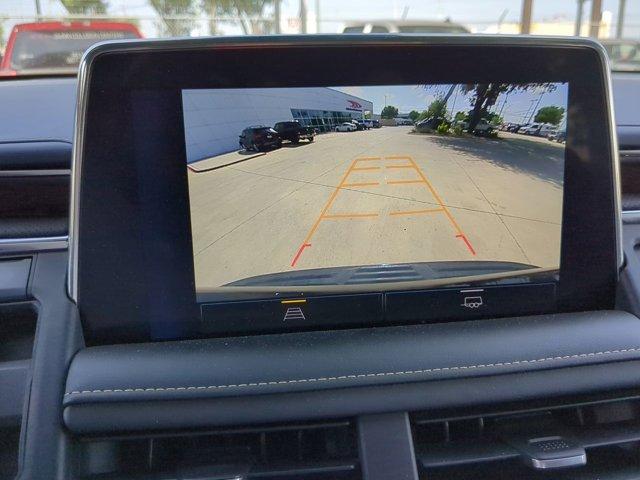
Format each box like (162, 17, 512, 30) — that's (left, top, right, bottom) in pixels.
(385, 283, 557, 323)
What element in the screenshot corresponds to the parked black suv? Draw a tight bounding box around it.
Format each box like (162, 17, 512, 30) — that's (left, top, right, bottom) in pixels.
(273, 121, 315, 144)
(351, 120, 367, 131)
(239, 125, 282, 152)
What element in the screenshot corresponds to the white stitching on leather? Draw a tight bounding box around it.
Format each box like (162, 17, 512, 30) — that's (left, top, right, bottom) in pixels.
(64, 347, 640, 397)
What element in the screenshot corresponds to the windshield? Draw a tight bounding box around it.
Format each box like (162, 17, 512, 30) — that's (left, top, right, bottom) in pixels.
(602, 40, 640, 71)
(9, 29, 139, 72)
(1, 1, 639, 76)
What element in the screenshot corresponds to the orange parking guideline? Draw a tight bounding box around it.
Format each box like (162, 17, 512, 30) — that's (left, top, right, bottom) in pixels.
(291, 153, 476, 267)
(352, 166, 381, 171)
(387, 179, 426, 185)
(290, 243, 311, 267)
(343, 182, 380, 187)
(405, 156, 476, 256)
(301, 159, 357, 242)
(323, 213, 379, 219)
(385, 164, 414, 169)
(389, 208, 444, 216)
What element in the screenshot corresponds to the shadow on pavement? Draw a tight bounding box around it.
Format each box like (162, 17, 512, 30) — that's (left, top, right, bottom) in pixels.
(428, 134, 564, 187)
(281, 141, 314, 148)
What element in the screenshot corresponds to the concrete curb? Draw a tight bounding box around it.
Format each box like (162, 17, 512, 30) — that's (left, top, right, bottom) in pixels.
(188, 152, 265, 173)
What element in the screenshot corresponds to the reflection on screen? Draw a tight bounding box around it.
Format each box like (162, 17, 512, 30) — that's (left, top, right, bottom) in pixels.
(183, 83, 567, 290)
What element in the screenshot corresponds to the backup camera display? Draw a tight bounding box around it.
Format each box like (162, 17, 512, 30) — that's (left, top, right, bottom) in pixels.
(182, 83, 567, 290)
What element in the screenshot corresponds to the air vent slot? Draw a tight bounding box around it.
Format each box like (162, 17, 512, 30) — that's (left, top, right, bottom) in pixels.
(412, 399, 640, 479)
(75, 420, 359, 479)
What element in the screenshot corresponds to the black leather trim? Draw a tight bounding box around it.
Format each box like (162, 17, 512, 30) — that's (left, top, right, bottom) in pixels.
(64, 311, 640, 430)
(64, 360, 640, 434)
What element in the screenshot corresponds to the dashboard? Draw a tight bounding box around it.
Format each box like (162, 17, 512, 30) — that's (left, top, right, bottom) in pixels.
(4, 35, 640, 480)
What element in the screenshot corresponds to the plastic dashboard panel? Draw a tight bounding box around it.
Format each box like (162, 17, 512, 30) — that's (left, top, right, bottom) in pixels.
(64, 310, 640, 434)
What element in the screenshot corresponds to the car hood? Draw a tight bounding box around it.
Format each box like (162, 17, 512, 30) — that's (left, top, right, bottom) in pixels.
(225, 261, 540, 287)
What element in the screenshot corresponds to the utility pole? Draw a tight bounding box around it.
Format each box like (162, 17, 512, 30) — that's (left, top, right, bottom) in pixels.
(522, 99, 536, 124)
(442, 85, 456, 104)
(498, 92, 509, 118)
(527, 93, 544, 124)
(616, 0, 627, 39)
(497, 9, 509, 33)
(589, 0, 603, 38)
(299, 0, 307, 34)
(34, 0, 42, 19)
(575, 0, 586, 36)
(520, 0, 533, 34)
(274, 0, 281, 34)
(450, 88, 459, 119)
(315, 0, 320, 33)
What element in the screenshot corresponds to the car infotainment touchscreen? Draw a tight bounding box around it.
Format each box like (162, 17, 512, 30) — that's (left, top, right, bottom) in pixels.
(184, 83, 567, 291)
(72, 38, 619, 342)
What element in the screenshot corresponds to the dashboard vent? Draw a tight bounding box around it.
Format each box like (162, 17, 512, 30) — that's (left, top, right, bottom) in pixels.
(412, 399, 640, 479)
(76, 419, 359, 479)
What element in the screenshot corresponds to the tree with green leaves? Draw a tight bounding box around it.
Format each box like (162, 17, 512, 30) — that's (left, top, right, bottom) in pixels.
(149, 0, 197, 37)
(408, 110, 420, 122)
(459, 83, 557, 131)
(417, 97, 448, 122)
(202, 0, 275, 35)
(60, 0, 107, 14)
(453, 111, 467, 122)
(381, 105, 398, 119)
(486, 112, 504, 126)
(534, 105, 565, 126)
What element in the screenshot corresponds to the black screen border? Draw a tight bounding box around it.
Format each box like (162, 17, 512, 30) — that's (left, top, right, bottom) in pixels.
(69, 36, 620, 343)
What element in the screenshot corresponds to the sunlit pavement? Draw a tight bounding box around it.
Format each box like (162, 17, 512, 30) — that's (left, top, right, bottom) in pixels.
(188, 127, 563, 288)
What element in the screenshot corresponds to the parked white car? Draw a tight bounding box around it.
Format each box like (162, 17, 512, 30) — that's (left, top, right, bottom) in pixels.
(342, 20, 470, 34)
(521, 123, 557, 137)
(521, 123, 542, 135)
(537, 124, 557, 137)
(335, 122, 357, 132)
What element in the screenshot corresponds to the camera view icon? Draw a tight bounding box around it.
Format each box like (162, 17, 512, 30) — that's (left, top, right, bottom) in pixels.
(283, 307, 306, 321)
(461, 296, 484, 309)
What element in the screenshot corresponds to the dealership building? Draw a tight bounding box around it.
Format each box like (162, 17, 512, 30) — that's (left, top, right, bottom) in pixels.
(182, 87, 374, 163)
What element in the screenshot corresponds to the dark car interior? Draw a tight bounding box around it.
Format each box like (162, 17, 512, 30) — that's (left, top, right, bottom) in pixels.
(4, 32, 640, 480)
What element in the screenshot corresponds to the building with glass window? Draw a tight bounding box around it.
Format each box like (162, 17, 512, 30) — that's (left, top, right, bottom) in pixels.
(183, 87, 373, 163)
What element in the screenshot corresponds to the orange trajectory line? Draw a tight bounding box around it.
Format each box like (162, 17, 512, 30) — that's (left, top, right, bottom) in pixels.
(385, 164, 414, 169)
(323, 213, 379, 219)
(291, 153, 476, 268)
(389, 208, 444, 216)
(457, 234, 476, 255)
(405, 156, 476, 256)
(291, 243, 311, 267)
(387, 179, 426, 185)
(352, 166, 382, 171)
(343, 182, 380, 187)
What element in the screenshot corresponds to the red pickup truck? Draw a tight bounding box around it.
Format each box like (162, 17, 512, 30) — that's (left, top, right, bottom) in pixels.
(0, 21, 142, 76)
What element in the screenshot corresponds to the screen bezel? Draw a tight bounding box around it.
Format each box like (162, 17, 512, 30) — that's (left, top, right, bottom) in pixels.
(69, 36, 621, 343)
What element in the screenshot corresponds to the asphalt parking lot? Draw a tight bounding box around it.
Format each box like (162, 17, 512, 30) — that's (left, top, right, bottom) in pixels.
(188, 127, 564, 289)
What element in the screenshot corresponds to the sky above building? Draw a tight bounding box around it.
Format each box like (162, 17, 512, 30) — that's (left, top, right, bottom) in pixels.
(336, 82, 569, 125)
